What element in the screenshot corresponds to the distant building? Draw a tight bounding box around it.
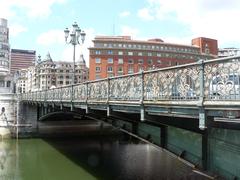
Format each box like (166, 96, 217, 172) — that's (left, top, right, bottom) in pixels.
(16, 68, 28, 93)
(191, 37, 218, 56)
(16, 52, 89, 92)
(218, 48, 240, 58)
(10, 49, 36, 74)
(0, 18, 13, 93)
(89, 36, 218, 80)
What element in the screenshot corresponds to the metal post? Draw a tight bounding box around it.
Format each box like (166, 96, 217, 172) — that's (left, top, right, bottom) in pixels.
(140, 71, 145, 121)
(198, 59, 206, 130)
(107, 78, 111, 116)
(72, 43, 76, 85)
(85, 82, 89, 114)
(71, 84, 74, 111)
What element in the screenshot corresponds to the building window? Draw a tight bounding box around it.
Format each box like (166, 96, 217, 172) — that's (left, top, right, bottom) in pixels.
(118, 51, 123, 55)
(138, 59, 143, 64)
(148, 52, 152, 56)
(107, 50, 113, 55)
(128, 66, 134, 74)
(148, 59, 153, 65)
(128, 51, 133, 56)
(157, 53, 161, 57)
(0, 81, 4, 87)
(118, 66, 123, 72)
(138, 52, 143, 56)
(107, 66, 113, 72)
(95, 50, 101, 55)
(118, 58, 123, 64)
(108, 58, 113, 63)
(128, 59, 134, 64)
(6, 81, 11, 87)
(96, 67, 101, 72)
(95, 58, 101, 63)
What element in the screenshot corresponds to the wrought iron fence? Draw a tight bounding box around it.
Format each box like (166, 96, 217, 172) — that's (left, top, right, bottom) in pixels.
(20, 56, 240, 103)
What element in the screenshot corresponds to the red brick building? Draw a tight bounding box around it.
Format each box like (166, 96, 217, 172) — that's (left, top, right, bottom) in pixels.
(89, 36, 217, 80)
(192, 37, 218, 56)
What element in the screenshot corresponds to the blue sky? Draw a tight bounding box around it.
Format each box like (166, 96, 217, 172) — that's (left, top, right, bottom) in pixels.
(1, 0, 240, 66)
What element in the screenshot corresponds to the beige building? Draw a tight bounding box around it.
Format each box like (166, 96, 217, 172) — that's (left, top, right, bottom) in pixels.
(16, 52, 89, 93)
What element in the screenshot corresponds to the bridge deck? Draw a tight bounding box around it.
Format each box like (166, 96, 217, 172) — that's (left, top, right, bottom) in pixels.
(20, 56, 240, 129)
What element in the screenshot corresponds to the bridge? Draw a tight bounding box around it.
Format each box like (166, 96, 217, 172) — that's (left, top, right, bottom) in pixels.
(16, 55, 240, 179)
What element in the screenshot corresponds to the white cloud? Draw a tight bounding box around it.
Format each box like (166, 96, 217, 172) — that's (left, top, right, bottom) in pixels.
(139, 0, 240, 47)
(137, 8, 154, 21)
(119, 11, 130, 18)
(0, 0, 66, 19)
(9, 24, 28, 37)
(37, 30, 64, 46)
(120, 26, 140, 39)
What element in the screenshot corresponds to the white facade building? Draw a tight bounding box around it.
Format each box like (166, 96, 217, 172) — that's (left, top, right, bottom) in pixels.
(0, 18, 13, 93)
(16, 52, 89, 93)
(218, 48, 240, 58)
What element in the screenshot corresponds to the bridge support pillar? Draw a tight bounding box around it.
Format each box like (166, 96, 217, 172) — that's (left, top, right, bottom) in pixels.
(44, 103, 48, 115)
(132, 122, 138, 134)
(140, 105, 145, 121)
(107, 106, 111, 116)
(160, 125, 166, 148)
(51, 103, 55, 113)
(17, 102, 38, 137)
(201, 116, 212, 171)
(202, 128, 209, 170)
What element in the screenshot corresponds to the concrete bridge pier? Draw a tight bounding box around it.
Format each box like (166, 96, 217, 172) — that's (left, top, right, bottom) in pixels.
(17, 102, 38, 137)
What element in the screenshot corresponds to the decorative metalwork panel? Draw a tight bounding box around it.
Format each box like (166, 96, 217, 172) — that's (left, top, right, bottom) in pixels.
(47, 89, 54, 101)
(109, 75, 142, 101)
(61, 86, 72, 101)
(88, 80, 108, 101)
(36, 91, 41, 101)
(73, 84, 87, 101)
(20, 56, 240, 104)
(205, 57, 240, 100)
(144, 66, 199, 100)
(53, 88, 62, 101)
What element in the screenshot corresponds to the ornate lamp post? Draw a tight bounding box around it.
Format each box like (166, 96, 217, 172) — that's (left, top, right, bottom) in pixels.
(64, 22, 86, 85)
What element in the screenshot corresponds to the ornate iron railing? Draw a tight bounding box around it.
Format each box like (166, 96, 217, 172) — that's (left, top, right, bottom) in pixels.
(20, 56, 240, 103)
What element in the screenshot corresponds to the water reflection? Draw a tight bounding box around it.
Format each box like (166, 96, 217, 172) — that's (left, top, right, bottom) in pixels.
(0, 134, 210, 180)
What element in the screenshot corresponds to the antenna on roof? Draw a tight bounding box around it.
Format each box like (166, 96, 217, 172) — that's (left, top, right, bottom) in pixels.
(112, 23, 115, 36)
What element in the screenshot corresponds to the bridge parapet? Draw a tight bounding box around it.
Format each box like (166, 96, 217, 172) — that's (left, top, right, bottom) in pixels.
(20, 56, 240, 129)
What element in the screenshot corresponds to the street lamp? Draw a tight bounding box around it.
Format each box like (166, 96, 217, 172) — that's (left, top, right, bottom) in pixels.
(64, 22, 86, 85)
